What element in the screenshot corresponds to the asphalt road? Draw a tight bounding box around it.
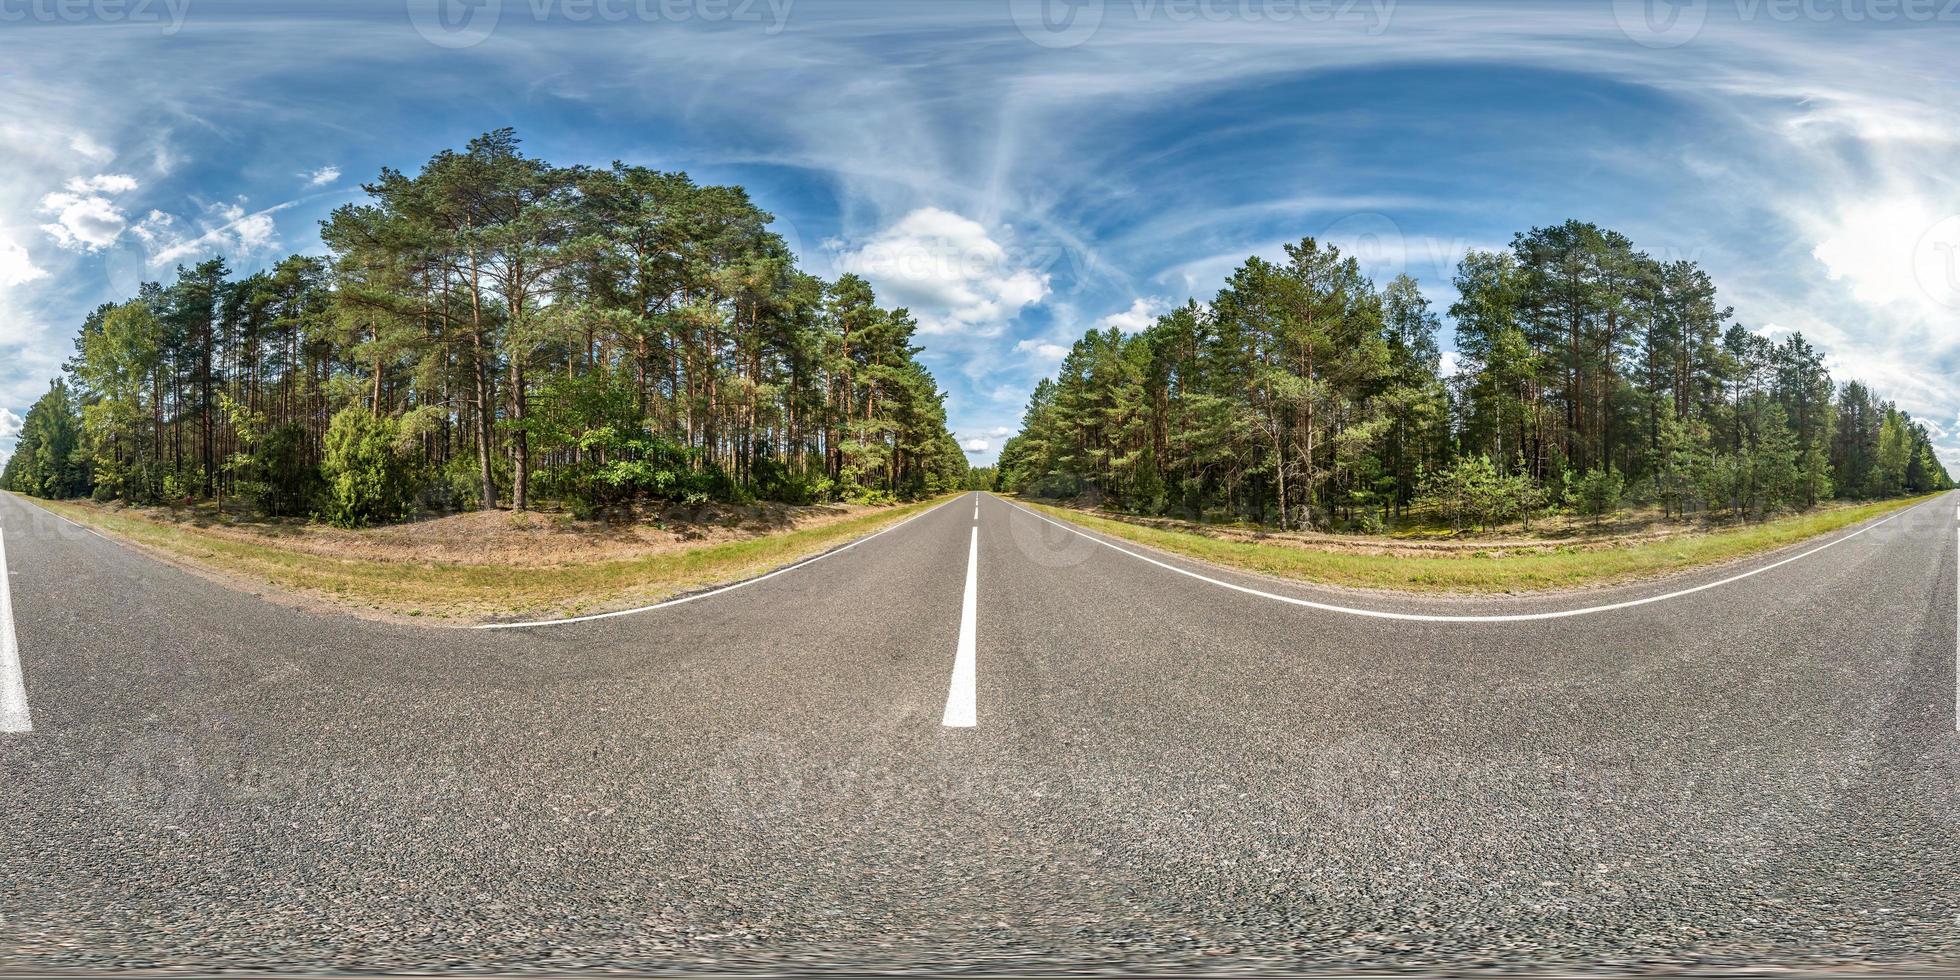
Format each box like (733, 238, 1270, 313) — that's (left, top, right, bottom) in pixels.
(1, 488, 1957, 976)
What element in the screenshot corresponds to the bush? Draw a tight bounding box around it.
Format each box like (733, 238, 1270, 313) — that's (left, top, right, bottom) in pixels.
(1417, 455, 1546, 532)
(435, 453, 501, 512)
(319, 408, 425, 528)
(1570, 467, 1625, 524)
(232, 422, 316, 517)
(845, 487, 896, 507)
(532, 427, 731, 515)
(750, 454, 833, 505)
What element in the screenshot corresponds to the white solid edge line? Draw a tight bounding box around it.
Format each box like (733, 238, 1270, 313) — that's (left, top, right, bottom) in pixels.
(942, 524, 979, 728)
(0, 527, 32, 733)
(479, 496, 961, 630)
(1005, 493, 1947, 624)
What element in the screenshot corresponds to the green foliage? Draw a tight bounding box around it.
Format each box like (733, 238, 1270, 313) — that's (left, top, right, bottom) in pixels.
(998, 220, 1949, 532)
(30, 131, 966, 526)
(1570, 467, 1625, 523)
(1417, 455, 1546, 532)
(319, 408, 425, 528)
(218, 394, 316, 517)
(234, 423, 316, 517)
(590, 434, 727, 510)
(2, 380, 88, 498)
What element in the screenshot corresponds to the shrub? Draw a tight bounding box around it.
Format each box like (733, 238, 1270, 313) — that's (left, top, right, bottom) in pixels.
(1417, 455, 1544, 532)
(845, 487, 896, 507)
(436, 453, 501, 512)
(233, 422, 316, 517)
(750, 455, 833, 505)
(1571, 467, 1625, 524)
(319, 408, 424, 528)
(531, 426, 731, 515)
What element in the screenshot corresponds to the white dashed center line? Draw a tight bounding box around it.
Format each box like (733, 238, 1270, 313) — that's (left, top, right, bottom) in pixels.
(942, 520, 979, 728)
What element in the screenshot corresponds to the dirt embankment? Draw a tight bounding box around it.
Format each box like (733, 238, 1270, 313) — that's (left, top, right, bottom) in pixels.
(67, 499, 888, 567)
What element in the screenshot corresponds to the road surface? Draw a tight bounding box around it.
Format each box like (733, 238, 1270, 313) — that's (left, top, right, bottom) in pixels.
(1, 489, 1957, 975)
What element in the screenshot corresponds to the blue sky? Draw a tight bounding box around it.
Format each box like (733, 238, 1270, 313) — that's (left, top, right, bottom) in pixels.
(1, 0, 1956, 468)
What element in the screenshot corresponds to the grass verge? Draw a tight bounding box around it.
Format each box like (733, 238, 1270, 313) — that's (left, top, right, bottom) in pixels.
(1017, 494, 1937, 595)
(32, 494, 955, 624)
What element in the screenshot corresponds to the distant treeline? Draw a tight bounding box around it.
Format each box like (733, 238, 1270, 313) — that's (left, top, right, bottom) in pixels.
(1, 130, 968, 525)
(998, 224, 1951, 530)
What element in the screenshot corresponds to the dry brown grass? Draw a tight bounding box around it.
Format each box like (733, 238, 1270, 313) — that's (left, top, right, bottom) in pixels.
(1053, 498, 1897, 559)
(85, 498, 892, 566)
(1018, 494, 1935, 594)
(34, 495, 954, 625)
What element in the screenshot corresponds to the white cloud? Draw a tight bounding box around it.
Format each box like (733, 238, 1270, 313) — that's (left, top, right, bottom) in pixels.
(65, 174, 138, 194)
(1438, 350, 1462, 378)
(962, 438, 988, 453)
(1014, 339, 1069, 363)
(0, 406, 19, 469)
(134, 200, 284, 268)
(1809, 197, 1952, 309)
(0, 236, 48, 288)
(834, 208, 1049, 337)
(69, 134, 113, 162)
(988, 425, 1013, 437)
(38, 173, 140, 251)
(303, 165, 341, 187)
(1096, 296, 1169, 333)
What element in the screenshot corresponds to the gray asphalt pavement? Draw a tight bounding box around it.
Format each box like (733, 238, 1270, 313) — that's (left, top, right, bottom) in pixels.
(1, 488, 1957, 975)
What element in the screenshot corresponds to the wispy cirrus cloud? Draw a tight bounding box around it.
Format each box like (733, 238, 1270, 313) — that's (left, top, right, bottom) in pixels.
(134, 199, 286, 268)
(0, 2, 1955, 469)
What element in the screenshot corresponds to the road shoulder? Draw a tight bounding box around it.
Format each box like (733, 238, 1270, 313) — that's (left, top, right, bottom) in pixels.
(1007, 491, 1946, 606)
(9, 491, 961, 628)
